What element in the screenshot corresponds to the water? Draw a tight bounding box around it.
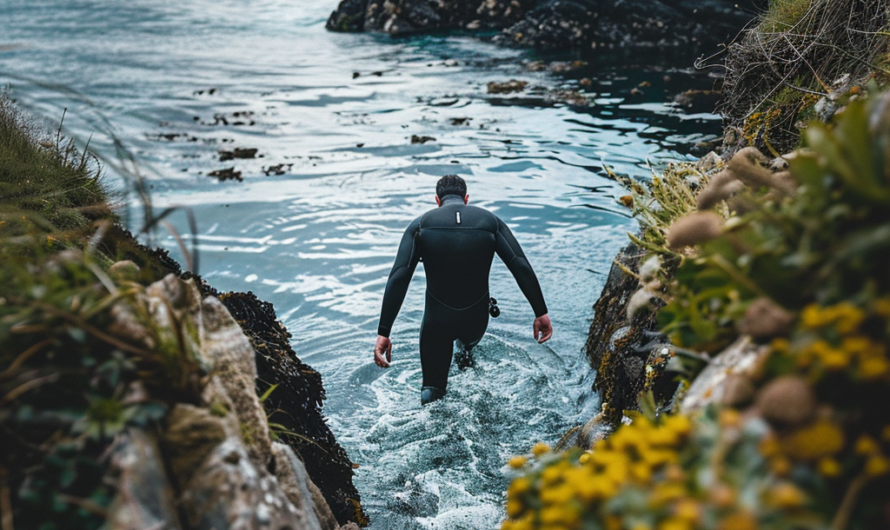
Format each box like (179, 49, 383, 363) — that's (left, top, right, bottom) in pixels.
(1, 1, 720, 527)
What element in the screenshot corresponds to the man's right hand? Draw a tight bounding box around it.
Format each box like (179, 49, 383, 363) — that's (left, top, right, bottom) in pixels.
(374, 335, 393, 367)
(533, 314, 553, 344)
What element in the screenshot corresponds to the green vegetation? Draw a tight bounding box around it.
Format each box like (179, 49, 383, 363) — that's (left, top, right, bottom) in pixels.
(0, 98, 110, 234)
(501, 90, 890, 530)
(0, 98, 202, 530)
(721, 0, 890, 155)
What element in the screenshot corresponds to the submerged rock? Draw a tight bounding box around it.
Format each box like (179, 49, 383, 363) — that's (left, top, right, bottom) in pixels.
(326, 0, 766, 52)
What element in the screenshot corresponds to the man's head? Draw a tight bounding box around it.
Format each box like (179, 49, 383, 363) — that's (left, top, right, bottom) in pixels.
(435, 174, 468, 206)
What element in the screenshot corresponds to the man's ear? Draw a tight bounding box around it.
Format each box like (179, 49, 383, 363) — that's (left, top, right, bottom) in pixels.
(435, 195, 442, 207)
(464, 194, 469, 204)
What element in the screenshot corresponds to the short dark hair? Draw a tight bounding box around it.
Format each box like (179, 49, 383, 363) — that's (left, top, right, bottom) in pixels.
(436, 175, 467, 199)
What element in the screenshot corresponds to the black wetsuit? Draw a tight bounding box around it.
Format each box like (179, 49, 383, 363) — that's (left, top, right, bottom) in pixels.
(377, 194, 548, 393)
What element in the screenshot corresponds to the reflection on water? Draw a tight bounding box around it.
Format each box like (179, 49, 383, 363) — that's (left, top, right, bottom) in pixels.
(1, 1, 719, 527)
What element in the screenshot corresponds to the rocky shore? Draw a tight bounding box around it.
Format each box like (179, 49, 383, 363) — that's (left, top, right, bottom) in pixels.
(327, 0, 765, 53)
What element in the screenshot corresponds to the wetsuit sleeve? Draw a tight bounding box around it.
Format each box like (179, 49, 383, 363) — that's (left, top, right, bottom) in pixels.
(494, 216, 548, 317)
(377, 217, 422, 337)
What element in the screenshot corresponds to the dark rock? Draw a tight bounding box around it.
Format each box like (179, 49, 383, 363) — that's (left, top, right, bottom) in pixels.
(487, 79, 528, 94)
(326, 0, 766, 52)
(220, 291, 367, 526)
(207, 167, 243, 182)
(410, 134, 436, 144)
(219, 147, 259, 161)
(263, 163, 293, 176)
(672, 89, 721, 113)
(584, 242, 674, 425)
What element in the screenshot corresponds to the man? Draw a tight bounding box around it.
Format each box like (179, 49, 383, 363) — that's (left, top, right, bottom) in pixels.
(373, 175, 553, 404)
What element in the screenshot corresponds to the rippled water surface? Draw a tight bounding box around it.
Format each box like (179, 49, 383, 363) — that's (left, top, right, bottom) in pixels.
(1, 1, 719, 527)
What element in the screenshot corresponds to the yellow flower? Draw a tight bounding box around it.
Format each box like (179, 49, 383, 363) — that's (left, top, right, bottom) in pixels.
(604, 516, 622, 530)
(539, 505, 577, 525)
(674, 499, 701, 523)
(507, 499, 524, 517)
(818, 457, 842, 477)
(770, 337, 791, 352)
(821, 350, 850, 370)
(649, 482, 686, 506)
(507, 516, 533, 530)
(881, 425, 890, 442)
(663, 415, 693, 438)
(874, 298, 890, 318)
(717, 512, 758, 530)
(770, 456, 792, 477)
(859, 356, 890, 380)
(781, 420, 845, 461)
(719, 409, 742, 428)
(540, 485, 574, 505)
(579, 452, 591, 465)
(834, 303, 865, 334)
(509, 477, 531, 496)
(509, 456, 528, 469)
(759, 436, 782, 458)
(658, 517, 693, 530)
(855, 435, 880, 456)
(542, 465, 564, 485)
(841, 336, 871, 356)
(767, 482, 806, 510)
(532, 442, 551, 457)
(866, 455, 890, 477)
(801, 304, 826, 329)
(631, 462, 653, 483)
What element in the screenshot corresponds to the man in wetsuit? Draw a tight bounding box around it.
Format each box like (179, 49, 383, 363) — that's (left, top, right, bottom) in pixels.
(373, 175, 553, 404)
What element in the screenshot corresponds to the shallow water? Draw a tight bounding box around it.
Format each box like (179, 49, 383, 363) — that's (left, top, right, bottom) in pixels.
(1, 1, 720, 527)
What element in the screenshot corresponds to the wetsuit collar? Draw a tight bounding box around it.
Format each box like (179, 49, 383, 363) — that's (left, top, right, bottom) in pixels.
(439, 194, 464, 205)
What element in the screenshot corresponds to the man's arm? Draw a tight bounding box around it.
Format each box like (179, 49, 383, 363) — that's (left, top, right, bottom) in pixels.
(494, 216, 552, 343)
(377, 217, 422, 339)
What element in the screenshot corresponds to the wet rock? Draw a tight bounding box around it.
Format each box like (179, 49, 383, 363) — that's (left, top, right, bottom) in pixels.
(487, 79, 528, 94)
(327, 0, 765, 51)
(584, 242, 672, 426)
(207, 167, 243, 182)
(106, 430, 182, 530)
(263, 163, 293, 176)
(410, 134, 436, 144)
(672, 89, 721, 113)
(272, 443, 338, 530)
(163, 404, 230, 483)
(221, 291, 366, 525)
(219, 147, 259, 161)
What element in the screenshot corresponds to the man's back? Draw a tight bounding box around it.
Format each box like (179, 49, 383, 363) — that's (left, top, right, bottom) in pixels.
(416, 195, 499, 309)
(378, 193, 547, 338)
(373, 175, 551, 404)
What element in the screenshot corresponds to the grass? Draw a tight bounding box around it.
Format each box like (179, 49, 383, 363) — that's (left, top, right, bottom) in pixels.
(760, 0, 813, 32)
(0, 97, 112, 235)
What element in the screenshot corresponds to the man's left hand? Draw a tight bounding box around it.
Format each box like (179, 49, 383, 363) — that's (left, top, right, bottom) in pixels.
(374, 335, 393, 367)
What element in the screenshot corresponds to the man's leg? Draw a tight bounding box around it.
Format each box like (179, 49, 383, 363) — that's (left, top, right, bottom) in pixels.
(419, 302, 454, 405)
(454, 298, 490, 371)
